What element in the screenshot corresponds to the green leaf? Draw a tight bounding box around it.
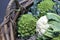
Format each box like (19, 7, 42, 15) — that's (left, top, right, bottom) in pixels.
(47, 13, 60, 23)
(44, 30, 53, 38)
(46, 13, 60, 32)
(52, 35, 60, 40)
(49, 21, 60, 32)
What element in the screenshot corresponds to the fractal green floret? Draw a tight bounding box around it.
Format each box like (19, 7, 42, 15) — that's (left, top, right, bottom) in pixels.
(17, 14, 37, 38)
(37, 0, 55, 15)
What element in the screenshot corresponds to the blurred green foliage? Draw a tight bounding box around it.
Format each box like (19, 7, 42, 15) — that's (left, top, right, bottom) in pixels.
(52, 35, 60, 40)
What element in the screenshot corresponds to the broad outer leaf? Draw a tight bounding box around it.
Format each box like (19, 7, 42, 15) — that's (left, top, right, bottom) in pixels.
(47, 13, 60, 32)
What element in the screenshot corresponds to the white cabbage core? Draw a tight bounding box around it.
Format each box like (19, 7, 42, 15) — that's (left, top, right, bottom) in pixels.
(36, 16, 49, 35)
